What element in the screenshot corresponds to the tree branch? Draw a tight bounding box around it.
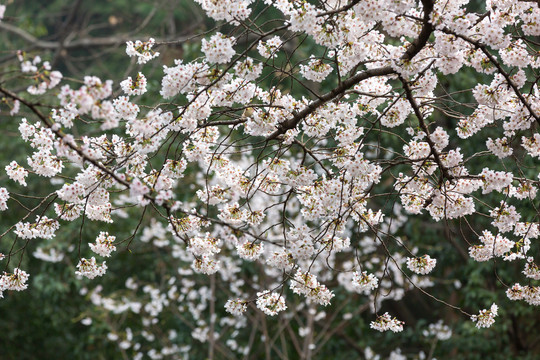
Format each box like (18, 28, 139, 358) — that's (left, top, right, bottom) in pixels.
(267, 0, 434, 140)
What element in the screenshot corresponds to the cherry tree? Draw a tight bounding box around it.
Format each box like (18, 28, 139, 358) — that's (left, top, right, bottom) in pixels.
(1, 0, 540, 358)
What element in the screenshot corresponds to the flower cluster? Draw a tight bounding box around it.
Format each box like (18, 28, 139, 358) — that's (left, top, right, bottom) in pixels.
(236, 241, 264, 261)
(0, 268, 29, 295)
(194, 0, 253, 23)
(14, 216, 59, 240)
(468, 230, 515, 262)
(0, 187, 8, 211)
(255, 291, 287, 316)
(407, 255, 437, 275)
(89, 232, 117, 257)
(125, 38, 160, 64)
(188, 233, 221, 257)
(506, 284, 540, 305)
(23, 56, 63, 95)
(225, 299, 248, 316)
(470, 303, 498, 329)
(192, 255, 220, 275)
(351, 271, 378, 294)
(120, 72, 147, 96)
(370, 313, 404, 333)
(201, 33, 236, 64)
(75, 257, 108, 279)
(300, 57, 333, 82)
(5, 161, 28, 186)
(257, 36, 282, 58)
(290, 270, 335, 306)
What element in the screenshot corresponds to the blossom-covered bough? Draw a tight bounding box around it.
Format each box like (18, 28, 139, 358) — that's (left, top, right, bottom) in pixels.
(1, 0, 540, 358)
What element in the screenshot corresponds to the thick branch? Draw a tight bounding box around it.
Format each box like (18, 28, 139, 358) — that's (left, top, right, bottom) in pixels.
(317, 0, 362, 17)
(267, 0, 434, 140)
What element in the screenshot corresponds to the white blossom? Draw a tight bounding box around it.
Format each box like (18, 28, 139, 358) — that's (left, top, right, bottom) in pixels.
(89, 232, 117, 257)
(76, 257, 107, 279)
(471, 303, 498, 329)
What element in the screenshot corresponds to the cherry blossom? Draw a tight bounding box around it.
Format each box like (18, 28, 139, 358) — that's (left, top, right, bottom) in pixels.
(4, 2, 540, 355)
(89, 232, 117, 257)
(125, 38, 159, 64)
(257, 36, 282, 58)
(0, 268, 29, 292)
(471, 303, 498, 329)
(407, 255, 437, 275)
(0, 188, 8, 211)
(75, 257, 108, 279)
(255, 291, 287, 316)
(370, 313, 404, 333)
(201, 33, 236, 64)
